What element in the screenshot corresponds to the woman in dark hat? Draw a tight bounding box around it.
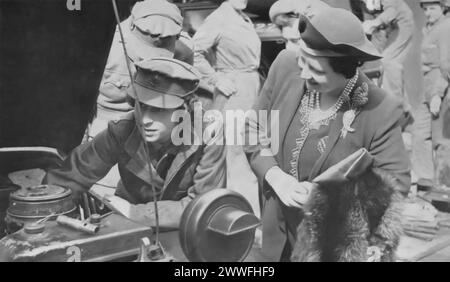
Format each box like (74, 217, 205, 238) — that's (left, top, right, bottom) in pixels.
(245, 6, 410, 261)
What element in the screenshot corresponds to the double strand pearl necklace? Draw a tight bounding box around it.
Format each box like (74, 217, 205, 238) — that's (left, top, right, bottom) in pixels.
(289, 70, 359, 180)
(308, 71, 359, 130)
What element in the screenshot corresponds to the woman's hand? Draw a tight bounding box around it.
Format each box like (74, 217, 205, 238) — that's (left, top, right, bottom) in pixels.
(265, 166, 316, 208)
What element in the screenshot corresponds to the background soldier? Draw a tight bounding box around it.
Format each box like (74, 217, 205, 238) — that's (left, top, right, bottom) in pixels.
(269, 0, 301, 52)
(412, 0, 450, 189)
(89, 0, 184, 140)
(362, 0, 414, 115)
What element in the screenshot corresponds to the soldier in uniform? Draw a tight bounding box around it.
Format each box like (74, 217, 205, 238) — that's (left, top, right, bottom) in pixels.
(269, 0, 301, 52)
(89, 0, 185, 139)
(43, 58, 226, 229)
(192, 0, 262, 214)
(361, 0, 414, 115)
(412, 0, 450, 189)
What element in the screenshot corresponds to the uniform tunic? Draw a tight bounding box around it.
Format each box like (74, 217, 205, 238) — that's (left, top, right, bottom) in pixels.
(193, 2, 262, 213)
(44, 112, 226, 228)
(370, 0, 414, 111)
(193, 1, 261, 111)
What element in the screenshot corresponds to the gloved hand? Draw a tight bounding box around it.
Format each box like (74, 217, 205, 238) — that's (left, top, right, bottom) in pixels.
(265, 166, 316, 208)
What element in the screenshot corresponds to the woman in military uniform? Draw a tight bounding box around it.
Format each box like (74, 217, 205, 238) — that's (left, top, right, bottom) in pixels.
(245, 6, 410, 261)
(44, 58, 226, 229)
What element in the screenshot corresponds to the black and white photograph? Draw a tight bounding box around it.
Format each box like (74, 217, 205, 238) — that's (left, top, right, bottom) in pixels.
(0, 0, 450, 265)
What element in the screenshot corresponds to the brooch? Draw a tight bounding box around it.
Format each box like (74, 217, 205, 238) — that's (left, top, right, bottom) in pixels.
(341, 109, 357, 138)
(340, 82, 369, 139)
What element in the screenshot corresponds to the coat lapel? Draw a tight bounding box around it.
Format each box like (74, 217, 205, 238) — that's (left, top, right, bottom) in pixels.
(308, 110, 345, 181)
(163, 144, 200, 189)
(124, 125, 154, 185)
(123, 116, 204, 197)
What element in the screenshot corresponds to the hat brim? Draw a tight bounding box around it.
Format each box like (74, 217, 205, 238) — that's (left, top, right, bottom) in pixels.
(299, 32, 382, 62)
(127, 83, 184, 109)
(299, 40, 346, 57)
(298, 7, 382, 62)
(134, 15, 182, 37)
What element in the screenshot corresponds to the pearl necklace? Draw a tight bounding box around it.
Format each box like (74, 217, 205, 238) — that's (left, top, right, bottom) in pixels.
(289, 70, 359, 180)
(307, 70, 359, 130)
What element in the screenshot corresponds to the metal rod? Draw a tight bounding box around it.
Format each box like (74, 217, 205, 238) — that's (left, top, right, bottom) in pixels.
(110, 0, 160, 245)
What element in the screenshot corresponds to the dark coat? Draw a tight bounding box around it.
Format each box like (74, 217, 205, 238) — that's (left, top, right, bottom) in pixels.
(246, 50, 410, 261)
(43, 112, 226, 228)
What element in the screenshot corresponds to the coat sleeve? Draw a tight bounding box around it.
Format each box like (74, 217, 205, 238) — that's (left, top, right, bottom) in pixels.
(42, 120, 127, 203)
(245, 51, 290, 186)
(193, 18, 222, 85)
(368, 95, 411, 196)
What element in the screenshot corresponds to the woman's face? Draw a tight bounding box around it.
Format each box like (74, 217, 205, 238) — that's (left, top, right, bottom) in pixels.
(422, 4, 444, 25)
(135, 103, 181, 144)
(298, 49, 347, 95)
(228, 0, 248, 11)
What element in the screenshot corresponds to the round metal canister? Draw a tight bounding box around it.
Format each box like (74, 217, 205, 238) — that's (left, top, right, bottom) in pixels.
(6, 184, 77, 232)
(179, 189, 260, 262)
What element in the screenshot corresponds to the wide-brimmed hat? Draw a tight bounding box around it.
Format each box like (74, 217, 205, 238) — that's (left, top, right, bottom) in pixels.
(127, 57, 200, 109)
(298, 6, 382, 62)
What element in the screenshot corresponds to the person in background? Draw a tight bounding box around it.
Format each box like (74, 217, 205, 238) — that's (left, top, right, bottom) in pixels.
(361, 0, 414, 116)
(89, 0, 184, 140)
(192, 0, 261, 209)
(412, 0, 450, 190)
(269, 0, 301, 52)
(44, 58, 226, 229)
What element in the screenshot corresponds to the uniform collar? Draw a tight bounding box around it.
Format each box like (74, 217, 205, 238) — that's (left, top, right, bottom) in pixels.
(123, 119, 201, 186)
(426, 15, 446, 29)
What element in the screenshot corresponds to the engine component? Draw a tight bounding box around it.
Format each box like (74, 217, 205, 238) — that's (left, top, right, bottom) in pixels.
(179, 189, 260, 262)
(0, 180, 19, 237)
(135, 237, 174, 262)
(56, 215, 99, 235)
(0, 213, 152, 262)
(6, 184, 77, 233)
